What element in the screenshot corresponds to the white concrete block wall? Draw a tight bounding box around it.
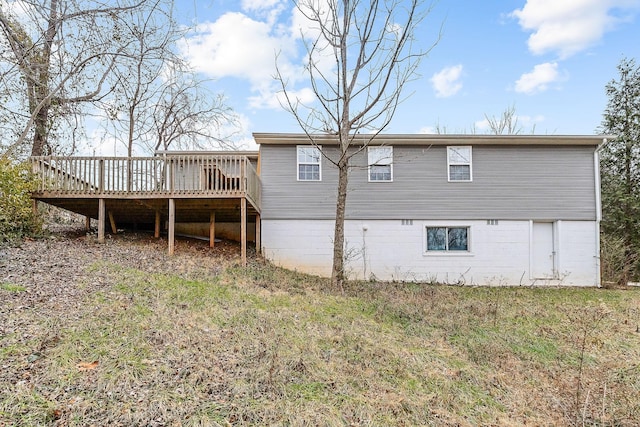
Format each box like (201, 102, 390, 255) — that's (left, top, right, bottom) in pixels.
(261, 219, 599, 286)
(555, 220, 599, 286)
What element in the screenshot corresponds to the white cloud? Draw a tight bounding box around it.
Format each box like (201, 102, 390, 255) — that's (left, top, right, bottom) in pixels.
(249, 87, 316, 110)
(241, 0, 287, 25)
(177, 4, 326, 112)
(241, 0, 283, 12)
(515, 62, 560, 94)
(430, 65, 463, 98)
(511, 0, 640, 58)
(178, 13, 289, 83)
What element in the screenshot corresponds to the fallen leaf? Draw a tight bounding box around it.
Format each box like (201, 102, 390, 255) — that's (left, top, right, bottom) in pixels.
(48, 408, 62, 420)
(76, 360, 99, 371)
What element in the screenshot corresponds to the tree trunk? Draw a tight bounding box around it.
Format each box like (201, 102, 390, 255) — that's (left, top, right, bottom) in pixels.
(30, 0, 57, 157)
(331, 158, 349, 288)
(30, 103, 50, 156)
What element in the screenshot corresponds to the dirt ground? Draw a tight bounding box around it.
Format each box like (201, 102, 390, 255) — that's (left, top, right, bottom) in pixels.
(0, 223, 242, 309)
(0, 224, 244, 406)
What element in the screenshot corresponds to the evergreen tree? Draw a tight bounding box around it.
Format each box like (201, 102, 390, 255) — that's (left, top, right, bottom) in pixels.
(600, 57, 640, 280)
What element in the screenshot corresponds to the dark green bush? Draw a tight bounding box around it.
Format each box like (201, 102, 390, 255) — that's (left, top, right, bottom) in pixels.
(0, 157, 42, 241)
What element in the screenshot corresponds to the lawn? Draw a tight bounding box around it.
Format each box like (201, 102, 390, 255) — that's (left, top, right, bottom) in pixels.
(1, 235, 639, 426)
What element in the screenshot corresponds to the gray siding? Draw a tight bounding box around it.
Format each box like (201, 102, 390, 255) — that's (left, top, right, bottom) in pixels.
(259, 144, 598, 220)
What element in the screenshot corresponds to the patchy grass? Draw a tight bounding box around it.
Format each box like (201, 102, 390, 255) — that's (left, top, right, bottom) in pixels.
(0, 282, 26, 292)
(2, 260, 640, 426)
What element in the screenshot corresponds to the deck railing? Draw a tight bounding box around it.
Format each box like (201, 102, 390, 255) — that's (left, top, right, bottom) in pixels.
(31, 154, 261, 208)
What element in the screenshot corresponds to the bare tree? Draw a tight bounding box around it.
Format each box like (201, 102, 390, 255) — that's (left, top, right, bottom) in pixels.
(277, 0, 440, 287)
(484, 104, 526, 135)
(151, 73, 238, 153)
(100, 0, 177, 157)
(0, 0, 148, 157)
(93, 0, 237, 156)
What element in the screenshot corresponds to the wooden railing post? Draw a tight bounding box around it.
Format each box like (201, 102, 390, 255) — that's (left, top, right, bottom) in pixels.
(98, 159, 105, 193)
(242, 157, 246, 193)
(127, 158, 133, 192)
(169, 159, 174, 193)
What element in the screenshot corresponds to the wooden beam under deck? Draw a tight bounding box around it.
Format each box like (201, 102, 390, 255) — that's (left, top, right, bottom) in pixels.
(209, 212, 216, 248)
(108, 211, 117, 234)
(168, 198, 175, 256)
(154, 210, 161, 238)
(241, 197, 247, 266)
(35, 197, 258, 224)
(98, 199, 105, 242)
(255, 213, 261, 254)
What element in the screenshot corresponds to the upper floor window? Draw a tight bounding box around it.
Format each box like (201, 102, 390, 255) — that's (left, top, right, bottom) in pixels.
(368, 146, 393, 182)
(447, 146, 472, 181)
(297, 146, 322, 181)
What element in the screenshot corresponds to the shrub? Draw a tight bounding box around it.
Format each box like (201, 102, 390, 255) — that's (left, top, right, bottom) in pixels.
(0, 157, 42, 241)
(599, 233, 637, 287)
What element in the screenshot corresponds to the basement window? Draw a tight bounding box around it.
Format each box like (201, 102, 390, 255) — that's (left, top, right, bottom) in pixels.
(426, 226, 469, 252)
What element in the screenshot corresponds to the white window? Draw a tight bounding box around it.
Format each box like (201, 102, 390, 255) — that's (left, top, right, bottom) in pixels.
(297, 146, 321, 181)
(426, 226, 469, 252)
(368, 146, 393, 182)
(447, 146, 472, 181)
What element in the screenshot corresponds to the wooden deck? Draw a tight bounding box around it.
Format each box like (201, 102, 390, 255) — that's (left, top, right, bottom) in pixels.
(31, 154, 261, 264)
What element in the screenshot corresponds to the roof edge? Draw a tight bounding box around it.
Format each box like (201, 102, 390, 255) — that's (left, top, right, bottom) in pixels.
(253, 133, 615, 146)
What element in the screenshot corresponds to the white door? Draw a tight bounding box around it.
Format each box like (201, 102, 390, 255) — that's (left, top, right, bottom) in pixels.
(532, 222, 555, 278)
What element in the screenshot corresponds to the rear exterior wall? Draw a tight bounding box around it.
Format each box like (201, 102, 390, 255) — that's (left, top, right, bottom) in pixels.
(259, 144, 598, 221)
(258, 143, 600, 285)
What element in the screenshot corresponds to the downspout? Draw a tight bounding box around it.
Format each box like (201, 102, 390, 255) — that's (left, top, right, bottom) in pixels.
(594, 139, 606, 287)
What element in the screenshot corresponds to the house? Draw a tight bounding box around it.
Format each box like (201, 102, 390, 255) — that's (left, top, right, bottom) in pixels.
(254, 133, 608, 286)
(30, 133, 608, 286)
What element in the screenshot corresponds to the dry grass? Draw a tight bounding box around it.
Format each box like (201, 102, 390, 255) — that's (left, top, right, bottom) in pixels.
(1, 235, 639, 426)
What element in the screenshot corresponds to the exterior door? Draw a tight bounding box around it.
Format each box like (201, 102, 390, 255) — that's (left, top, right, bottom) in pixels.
(532, 222, 555, 278)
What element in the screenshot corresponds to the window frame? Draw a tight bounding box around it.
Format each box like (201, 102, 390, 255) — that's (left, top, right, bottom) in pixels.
(368, 146, 393, 182)
(424, 225, 471, 254)
(447, 146, 472, 182)
(296, 145, 322, 181)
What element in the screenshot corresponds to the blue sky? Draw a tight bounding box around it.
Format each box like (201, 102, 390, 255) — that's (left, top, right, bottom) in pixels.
(175, 0, 640, 146)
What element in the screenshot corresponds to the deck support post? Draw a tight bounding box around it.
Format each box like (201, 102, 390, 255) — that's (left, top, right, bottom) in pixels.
(85, 216, 91, 231)
(98, 198, 105, 242)
(209, 212, 216, 248)
(108, 211, 117, 234)
(255, 213, 261, 254)
(168, 198, 175, 255)
(154, 210, 161, 238)
(241, 198, 247, 266)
